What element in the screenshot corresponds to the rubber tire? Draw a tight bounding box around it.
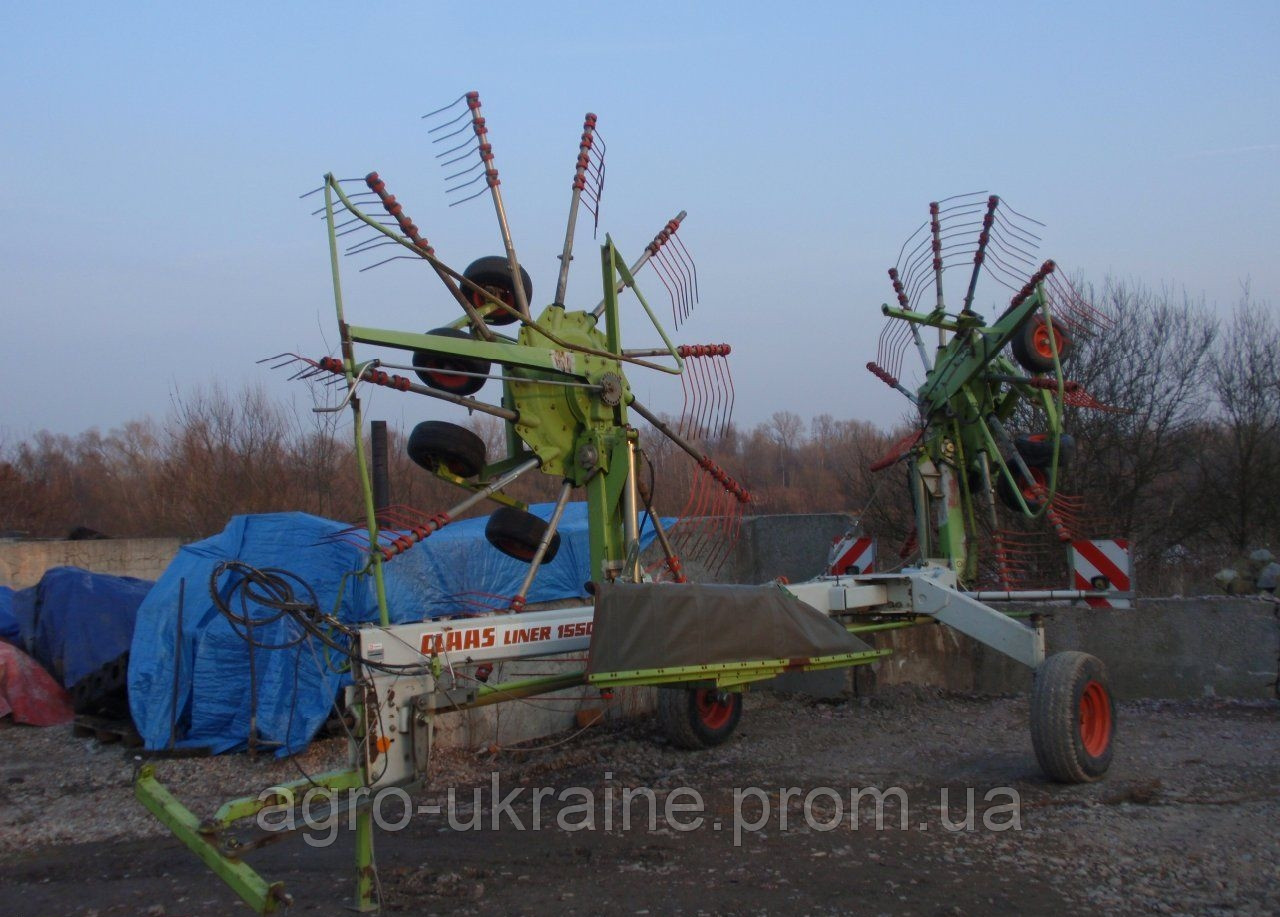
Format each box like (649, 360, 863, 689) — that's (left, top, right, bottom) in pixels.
(412, 327, 490, 396)
(462, 255, 533, 327)
(1011, 316, 1072, 374)
(1016, 433, 1076, 469)
(1031, 651, 1115, 783)
(69, 650, 131, 717)
(485, 506, 561, 563)
(657, 687, 743, 749)
(407, 421, 487, 477)
(996, 464, 1048, 512)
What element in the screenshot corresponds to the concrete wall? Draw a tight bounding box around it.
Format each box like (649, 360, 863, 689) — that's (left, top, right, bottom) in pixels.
(774, 598, 1280, 702)
(677, 512, 855, 585)
(0, 537, 181, 589)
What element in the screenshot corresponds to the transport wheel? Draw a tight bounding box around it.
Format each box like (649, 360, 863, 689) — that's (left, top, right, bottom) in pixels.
(462, 255, 533, 326)
(996, 464, 1048, 512)
(658, 687, 743, 749)
(485, 506, 561, 563)
(1015, 433, 1076, 468)
(412, 327, 490, 395)
(407, 421, 487, 477)
(1011, 316, 1072, 373)
(1030, 651, 1115, 783)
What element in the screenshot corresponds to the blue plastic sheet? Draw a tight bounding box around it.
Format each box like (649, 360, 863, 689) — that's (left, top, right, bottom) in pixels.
(18, 567, 151, 688)
(129, 506, 660, 756)
(0, 586, 17, 645)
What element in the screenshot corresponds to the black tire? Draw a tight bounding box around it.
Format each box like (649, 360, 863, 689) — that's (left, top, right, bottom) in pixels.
(996, 464, 1048, 512)
(407, 421, 487, 478)
(462, 255, 533, 326)
(1010, 316, 1072, 374)
(658, 687, 743, 749)
(1030, 651, 1115, 783)
(1016, 433, 1076, 469)
(412, 327, 490, 396)
(69, 650, 131, 717)
(485, 506, 561, 563)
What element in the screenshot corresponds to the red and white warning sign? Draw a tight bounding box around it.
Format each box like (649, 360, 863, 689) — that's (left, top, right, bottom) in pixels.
(829, 533, 876, 576)
(1070, 539, 1132, 608)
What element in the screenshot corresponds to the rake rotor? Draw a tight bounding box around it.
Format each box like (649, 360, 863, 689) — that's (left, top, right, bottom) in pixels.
(865, 195, 1119, 586)
(285, 93, 750, 612)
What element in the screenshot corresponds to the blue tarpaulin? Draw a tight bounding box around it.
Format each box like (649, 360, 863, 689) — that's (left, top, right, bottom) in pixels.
(0, 586, 17, 645)
(15, 567, 151, 688)
(129, 505, 660, 756)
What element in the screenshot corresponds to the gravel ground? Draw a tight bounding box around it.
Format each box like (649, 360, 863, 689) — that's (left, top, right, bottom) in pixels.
(2, 689, 1278, 916)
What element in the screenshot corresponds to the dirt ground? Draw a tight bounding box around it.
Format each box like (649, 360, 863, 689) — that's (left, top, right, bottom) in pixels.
(2, 689, 1278, 916)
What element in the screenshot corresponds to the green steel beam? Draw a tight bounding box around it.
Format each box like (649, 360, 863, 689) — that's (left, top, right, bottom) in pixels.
(136, 765, 290, 915)
(587, 649, 891, 689)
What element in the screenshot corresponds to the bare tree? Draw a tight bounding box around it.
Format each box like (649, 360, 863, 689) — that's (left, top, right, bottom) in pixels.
(1199, 295, 1280, 552)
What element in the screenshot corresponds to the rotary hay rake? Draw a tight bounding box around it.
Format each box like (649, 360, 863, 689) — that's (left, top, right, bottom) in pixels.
(864, 192, 1120, 589)
(135, 107, 1121, 915)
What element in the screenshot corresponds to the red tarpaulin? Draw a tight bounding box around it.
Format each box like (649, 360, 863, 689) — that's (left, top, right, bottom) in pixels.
(0, 641, 74, 726)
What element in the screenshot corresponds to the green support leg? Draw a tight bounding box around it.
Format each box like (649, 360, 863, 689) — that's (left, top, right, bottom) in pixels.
(353, 808, 378, 912)
(135, 765, 290, 914)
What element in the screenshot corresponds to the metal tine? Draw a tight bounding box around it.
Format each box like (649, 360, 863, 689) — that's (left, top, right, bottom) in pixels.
(652, 248, 682, 324)
(725, 352, 738, 435)
(423, 92, 470, 124)
(704, 356, 724, 440)
(298, 178, 369, 200)
(679, 360, 696, 439)
(993, 196, 1046, 229)
(991, 208, 1043, 250)
(691, 353, 711, 440)
(439, 147, 480, 169)
(448, 186, 490, 207)
(706, 356, 727, 438)
(443, 160, 485, 183)
(345, 239, 399, 257)
(665, 247, 694, 325)
(359, 255, 424, 273)
(706, 353, 727, 439)
(896, 202, 986, 276)
(962, 196, 1000, 314)
(432, 122, 476, 146)
(335, 221, 395, 239)
(884, 324, 912, 378)
(660, 248, 690, 325)
(687, 493, 723, 567)
(901, 223, 986, 301)
(666, 239, 697, 320)
(671, 233, 699, 304)
(655, 247, 686, 326)
(310, 193, 379, 217)
(710, 499, 738, 576)
(435, 133, 478, 159)
(664, 250, 690, 325)
(984, 247, 1041, 292)
(694, 356, 712, 440)
(988, 212, 1043, 257)
(677, 362, 693, 438)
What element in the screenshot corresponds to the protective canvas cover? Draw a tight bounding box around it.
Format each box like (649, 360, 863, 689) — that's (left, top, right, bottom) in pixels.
(587, 582, 870, 675)
(20, 567, 152, 688)
(130, 506, 662, 755)
(0, 641, 74, 726)
(0, 586, 17, 645)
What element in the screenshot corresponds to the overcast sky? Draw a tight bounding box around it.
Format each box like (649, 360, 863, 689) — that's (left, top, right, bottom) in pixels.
(3, 1, 1277, 441)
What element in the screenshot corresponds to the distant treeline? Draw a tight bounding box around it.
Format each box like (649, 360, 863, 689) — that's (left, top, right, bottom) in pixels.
(3, 281, 1276, 596)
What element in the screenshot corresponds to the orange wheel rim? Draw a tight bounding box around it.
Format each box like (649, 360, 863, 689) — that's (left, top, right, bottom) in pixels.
(427, 369, 469, 389)
(694, 689, 734, 729)
(1032, 321, 1060, 360)
(1079, 680, 1112, 757)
